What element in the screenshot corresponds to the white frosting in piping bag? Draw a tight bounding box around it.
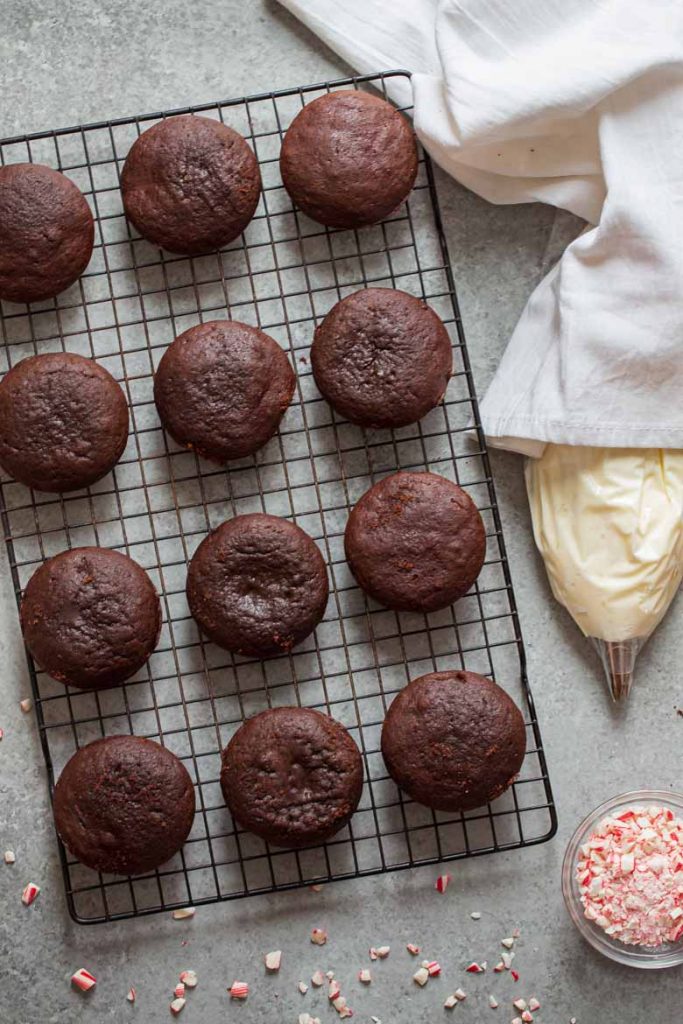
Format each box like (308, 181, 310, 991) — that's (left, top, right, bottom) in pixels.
(525, 445, 683, 644)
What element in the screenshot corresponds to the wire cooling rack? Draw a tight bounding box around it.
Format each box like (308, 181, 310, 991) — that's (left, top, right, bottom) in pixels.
(0, 71, 556, 924)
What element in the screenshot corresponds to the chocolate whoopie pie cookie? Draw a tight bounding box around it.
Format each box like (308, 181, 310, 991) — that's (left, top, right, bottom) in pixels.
(381, 670, 526, 812)
(187, 514, 328, 658)
(0, 163, 94, 304)
(280, 90, 418, 229)
(0, 353, 129, 492)
(54, 735, 195, 875)
(20, 547, 161, 690)
(221, 706, 363, 848)
(154, 320, 295, 462)
(311, 288, 452, 428)
(345, 471, 486, 613)
(121, 114, 261, 254)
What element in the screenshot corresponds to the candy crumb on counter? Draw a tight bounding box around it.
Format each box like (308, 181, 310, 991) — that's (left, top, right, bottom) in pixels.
(174, 982, 185, 999)
(511, 970, 520, 982)
(126, 988, 136, 1002)
(179, 970, 197, 988)
(435, 873, 452, 893)
(513, 998, 527, 1011)
(454, 988, 466, 1001)
(370, 945, 390, 959)
(424, 961, 441, 976)
(4, 850, 16, 864)
(529, 998, 541, 1011)
(170, 996, 186, 1014)
(358, 968, 371, 983)
(501, 937, 515, 948)
(21, 881, 40, 905)
(311, 927, 327, 945)
(0, 727, 4, 740)
(511, 1018, 523, 1024)
(71, 969, 96, 992)
(465, 962, 485, 973)
(325, 970, 335, 980)
(413, 966, 429, 986)
(406, 943, 421, 955)
(328, 980, 341, 1001)
(172, 907, 195, 920)
(443, 995, 457, 1009)
(19, 698, 32, 713)
(502, 951, 514, 969)
(577, 804, 683, 946)
(298, 981, 308, 994)
(489, 995, 499, 1008)
(470, 911, 481, 919)
(311, 970, 325, 987)
(229, 981, 249, 999)
(299, 1016, 322, 1024)
(521, 1012, 534, 1023)
(265, 950, 282, 971)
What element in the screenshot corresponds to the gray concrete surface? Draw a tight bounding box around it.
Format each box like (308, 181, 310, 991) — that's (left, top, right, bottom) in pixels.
(0, 2, 681, 1022)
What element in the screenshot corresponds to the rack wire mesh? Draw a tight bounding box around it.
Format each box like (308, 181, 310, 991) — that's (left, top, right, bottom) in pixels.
(0, 71, 556, 924)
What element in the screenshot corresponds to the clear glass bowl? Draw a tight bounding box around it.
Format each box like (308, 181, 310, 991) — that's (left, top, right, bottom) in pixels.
(562, 790, 683, 969)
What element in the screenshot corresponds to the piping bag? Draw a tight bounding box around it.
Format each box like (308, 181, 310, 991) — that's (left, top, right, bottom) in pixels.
(525, 446, 683, 701)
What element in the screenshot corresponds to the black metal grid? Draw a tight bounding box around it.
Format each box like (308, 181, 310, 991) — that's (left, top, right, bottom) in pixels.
(0, 71, 556, 924)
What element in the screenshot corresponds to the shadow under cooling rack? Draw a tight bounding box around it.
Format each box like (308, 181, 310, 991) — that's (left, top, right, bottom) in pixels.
(0, 70, 557, 924)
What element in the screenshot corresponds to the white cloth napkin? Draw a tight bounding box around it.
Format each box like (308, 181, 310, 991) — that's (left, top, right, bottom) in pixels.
(277, 0, 683, 456)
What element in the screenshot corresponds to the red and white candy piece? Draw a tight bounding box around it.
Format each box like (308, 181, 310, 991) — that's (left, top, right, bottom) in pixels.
(325, 970, 335, 980)
(21, 882, 40, 906)
(19, 698, 32, 713)
(179, 970, 197, 989)
(424, 961, 441, 977)
(413, 967, 429, 986)
(4, 850, 16, 864)
(513, 999, 528, 1012)
(71, 968, 96, 992)
(511, 970, 520, 982)
(328, 980, 341, 1001)
(435, 873, 452, 894)
(501, 937, 515, 949)
(299, 1016, 322, 1024)
(358, 968, 371, 984)
(170, 997, 186, 1014)
(309, 884, 323, 892)
(0, 727, 4, 740)
(406, 943, 421, 955)
(126, 988, 136, 1003)
(174, 982, 185, 999)
(311, 927, 327, 945)
(471, 911, 482, 920)
(311, 970, 325, 987)
(465, 962, 485, 973)
(528, 998, 540, 1012)
(501, 952, 514, 969)
(229, 981, 249, 1000)
(521, 1012, 534, 1023)
(488, 994, 499, 1009)
(369, 945, 390, 959)
(511, 1018, 523, 1024)
(172, 907, 195, 920)
(444, 995, 458, 1009)
(493, 962, 505, 973)
(265, 950, 282, 971)
(298, 981, 309, 994)
(454, 988, 467, 1001)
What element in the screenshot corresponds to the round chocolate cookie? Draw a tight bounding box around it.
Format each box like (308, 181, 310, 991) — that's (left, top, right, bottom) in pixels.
(381, 670, 526, 811)
(187, 514, 329, 658)
(280, 90, 418, 229)
(345, 471, 486, 613)
(0, 163, 94, 304)
(221, 706, 363, 848)
(20, 547, 161, 690)
(54, 735, 195, 875)
(0, 353, 129, 492)
(311, 288, 452, 428)
(121, 114, 261, 254)
(154, 320, 295, 463)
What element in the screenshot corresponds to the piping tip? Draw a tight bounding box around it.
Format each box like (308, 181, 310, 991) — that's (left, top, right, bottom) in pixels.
(589, 637, 644, 702)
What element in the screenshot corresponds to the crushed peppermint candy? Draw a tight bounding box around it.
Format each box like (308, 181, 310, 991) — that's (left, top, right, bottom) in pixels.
(299, 1016, 322, 1024)
(423, 960, 441, 976)
(435, 873, 452, 893)
(513, 999, 528, 1012)
(311, 927, 328, 945)
(413, 966, 429, 986)
(444, 995, 458, 1009)
(172, 907, 195, 920)
(406, 943, 421, 955)
(71, 968, 96, 992)
(21, 882, 40, 906)
(265, 950, 282, 971)
(501, 951, 514, 969)
(0, 727, 3, 740)
(511, 970, 520, 982)
(521, 1012, 534, 1023)
(370, 945, 390, 959)
(174, 982, 185, 999)
(310, 884, 324, 892)
(19, 698, 32, 713)
(511, 1018, 523, 1024)
(454, 988, 467, 1001)
(577, 804, 683, 946)
(325, 970, 335, 980)
(311, 970, 325, 987)
(170, 997, 186, 1014)
(328, 980, 341, 1001)
(529, 998, 541, 1011)
(179, 970, 197, 989)
(488, 994, 499, 1008)
(127, 988, 136, 1003)
(358, 968, 372, 983)
(4, 850, 16, 864)
(501, 937, 515, 949)
(493, 961, 505, 972)
(229, 981, 249, 1000)
(465, 962, 485, 973)
(470, 911, 482, 920)
(298, 981, 309, 994)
